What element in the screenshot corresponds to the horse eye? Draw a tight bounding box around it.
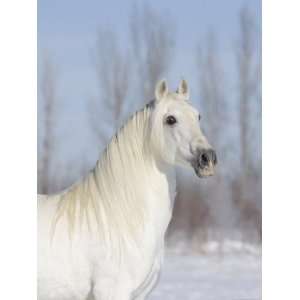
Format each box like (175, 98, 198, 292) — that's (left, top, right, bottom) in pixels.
(165, 115, 177, 125)
(198, 114, 201, 121)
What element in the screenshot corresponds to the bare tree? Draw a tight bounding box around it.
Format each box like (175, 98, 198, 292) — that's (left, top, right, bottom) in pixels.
(89, 5, 175, 146)
(236, 6, 261, 174)
(89, 30, 132, 146)
(194, 31, 239, 242)
(38, 55, 58, 194)
(233, 6, 262, 240)
(169, 172, 212, 243)
(197, 32, 227, 160)
(130, 4, 175, 101)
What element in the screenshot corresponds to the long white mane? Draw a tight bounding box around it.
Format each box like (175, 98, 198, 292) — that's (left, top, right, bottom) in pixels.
(52, 102, 163, 250)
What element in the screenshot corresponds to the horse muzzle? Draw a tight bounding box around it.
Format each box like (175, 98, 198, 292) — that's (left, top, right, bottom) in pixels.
(192, 148, 217, 178)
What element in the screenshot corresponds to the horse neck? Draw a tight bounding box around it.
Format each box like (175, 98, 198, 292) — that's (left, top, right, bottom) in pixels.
(86, 108, 176, 243)
(146, 159, 177, 238)
(92, 141, 177, 222)
(151, 159, 177, 210)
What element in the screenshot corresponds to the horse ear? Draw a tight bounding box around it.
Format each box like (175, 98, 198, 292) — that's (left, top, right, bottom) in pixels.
(176, 79, 189, 99)
(155, 79, 168, 101)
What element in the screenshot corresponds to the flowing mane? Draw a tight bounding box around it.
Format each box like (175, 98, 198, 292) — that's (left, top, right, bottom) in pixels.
(52, 103, 158, 248)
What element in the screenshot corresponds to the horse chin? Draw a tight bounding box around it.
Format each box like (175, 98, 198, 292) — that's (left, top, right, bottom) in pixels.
(194, 166, 215, 178)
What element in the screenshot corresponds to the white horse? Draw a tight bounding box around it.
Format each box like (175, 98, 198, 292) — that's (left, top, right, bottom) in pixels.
(38, 79, 217, 300)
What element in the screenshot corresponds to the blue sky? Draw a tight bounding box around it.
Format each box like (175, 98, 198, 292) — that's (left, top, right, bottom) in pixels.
(38, 0, 261, 92)
(38, 0, 261, 168)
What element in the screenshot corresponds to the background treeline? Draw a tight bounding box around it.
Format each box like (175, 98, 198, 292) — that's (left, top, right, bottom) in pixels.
(38, 5, 261, 249)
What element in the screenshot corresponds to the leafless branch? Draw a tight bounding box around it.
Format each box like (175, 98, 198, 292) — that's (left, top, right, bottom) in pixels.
(38, 54, 58, 194)
(89, 29, 131, 146)
(130, 4, 175, 101)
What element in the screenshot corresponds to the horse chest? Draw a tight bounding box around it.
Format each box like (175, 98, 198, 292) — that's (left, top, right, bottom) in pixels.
(129, 188, 173, 295)
(131, 245, 164, 298)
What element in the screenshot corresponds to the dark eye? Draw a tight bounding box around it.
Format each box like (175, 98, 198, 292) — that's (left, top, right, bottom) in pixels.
(198, 114, 201, 121)
(165, 115, 177, 126)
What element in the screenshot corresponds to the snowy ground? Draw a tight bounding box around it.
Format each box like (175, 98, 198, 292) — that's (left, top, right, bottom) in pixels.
(149, 251, 261, 300)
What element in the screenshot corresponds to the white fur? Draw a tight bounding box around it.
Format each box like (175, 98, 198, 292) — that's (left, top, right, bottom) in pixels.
(38, 80, 212, 300)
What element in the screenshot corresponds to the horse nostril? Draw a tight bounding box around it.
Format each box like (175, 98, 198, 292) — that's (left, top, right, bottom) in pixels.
(200, 153, 209, 167)
(198, 149, 217, 168)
